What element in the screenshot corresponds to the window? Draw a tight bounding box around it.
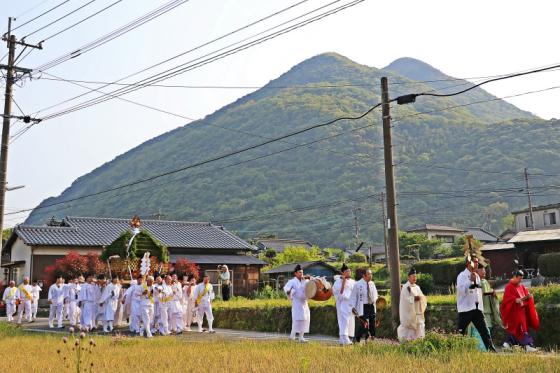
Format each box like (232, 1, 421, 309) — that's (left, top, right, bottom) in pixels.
(436, 235, 455, 243)
(544, 212, 557, 226)
(525, 215, 531, 228)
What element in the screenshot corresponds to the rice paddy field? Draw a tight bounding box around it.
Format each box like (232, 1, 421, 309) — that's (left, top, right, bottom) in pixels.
(1, 323, 558, 373)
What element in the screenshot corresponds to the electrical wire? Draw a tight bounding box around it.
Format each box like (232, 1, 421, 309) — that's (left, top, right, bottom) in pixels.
(5, 101, 382, 216)
(38, 0, 125, 43)
(7, 0, 71, 34)
(22, 0, 99, 40)
(35, 0, 365, 121)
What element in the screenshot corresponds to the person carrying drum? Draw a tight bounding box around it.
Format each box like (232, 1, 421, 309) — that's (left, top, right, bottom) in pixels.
(283, 264, 310, 343)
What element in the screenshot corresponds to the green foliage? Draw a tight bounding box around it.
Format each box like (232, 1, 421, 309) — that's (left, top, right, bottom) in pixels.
(2, 228, 12, 245)
(399, 231, 444, 260)
(399, 332, 478, 356)
(348, 252, 367, 263)
(272, 246, 323, 266)
(250, 285, 287, 300)
(25, 53, 560, 249)
(450, 236, 483, 258)
(538, 253, 560, 277)
(322, 248, 345, 261)
(414, 257, 465, 285)
(101, 229, 169, 262)
(264, 249, 277, 259)
(415, 273, 435, 295)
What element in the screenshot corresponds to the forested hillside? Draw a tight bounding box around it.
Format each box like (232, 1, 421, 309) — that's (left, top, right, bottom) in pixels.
(26, 53, 560, 247)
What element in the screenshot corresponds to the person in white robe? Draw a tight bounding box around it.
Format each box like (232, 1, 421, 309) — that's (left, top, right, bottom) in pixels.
(152, 276, 163, 333)
(16, 276, 33, 324)
(48, 276, 66, 328)
(30, 280, 42, 321)
(169, 274, 184, 334)
(66, 277, 81, 327)
(100, 276, 121, 332)
(130, 276, 145, 334)
(193, 274, 216, 333)
(351, 268, 378, 342)
(121, 280, 136, 330)
(333, 263, 355, 345)
(1, 280, 18, 322)
(78, 274, 97, 331)
(397, 268, 427, 341)
(283, 264, 310, 342)
(135, 275, 155, 338)
(114, 281, 125, 327)
(94, 275, 106, 329)
(182, 275, 197, 331)
(158, 276, 174, 335)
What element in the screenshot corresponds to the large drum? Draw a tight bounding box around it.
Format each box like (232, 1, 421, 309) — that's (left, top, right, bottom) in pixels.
(304, 277, 333, 301)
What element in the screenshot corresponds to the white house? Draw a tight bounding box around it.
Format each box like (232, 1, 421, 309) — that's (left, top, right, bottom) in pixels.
(512, 203, 560, 232)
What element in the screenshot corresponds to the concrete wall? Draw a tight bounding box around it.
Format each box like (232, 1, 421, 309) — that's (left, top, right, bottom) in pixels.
(514, 208, 560, 231)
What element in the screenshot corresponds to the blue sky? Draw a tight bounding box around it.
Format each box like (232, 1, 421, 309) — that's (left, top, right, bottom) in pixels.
(2, 0, 560, 226)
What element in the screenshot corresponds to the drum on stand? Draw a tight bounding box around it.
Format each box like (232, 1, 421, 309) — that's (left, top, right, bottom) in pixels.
(304, 277, 333, 301)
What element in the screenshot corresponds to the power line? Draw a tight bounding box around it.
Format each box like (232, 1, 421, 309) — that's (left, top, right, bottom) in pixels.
(6, 101, 382, 216)
(38, 0, 125, 43)
(31, 0, 306, 74)
(35, 0, 365, 121)
(22, 0, 100, 40)
(6, 0, 71, 35)
(15, 0, 53, 19)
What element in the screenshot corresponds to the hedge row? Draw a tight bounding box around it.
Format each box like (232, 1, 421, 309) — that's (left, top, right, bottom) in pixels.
(538, 253, 560, 277)
(413, 257, 465, 285)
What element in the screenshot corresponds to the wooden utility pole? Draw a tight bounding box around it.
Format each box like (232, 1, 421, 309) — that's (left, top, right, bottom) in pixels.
(380, 191, 388, 265)
(0, 18, 42, 237)
(524, 168, 535, 230)
(381, 77, 401, 325)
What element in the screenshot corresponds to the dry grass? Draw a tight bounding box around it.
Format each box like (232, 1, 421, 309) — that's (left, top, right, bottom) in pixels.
(0, 323, 558, 373)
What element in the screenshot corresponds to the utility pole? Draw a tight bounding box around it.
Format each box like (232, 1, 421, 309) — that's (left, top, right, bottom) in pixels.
(351, 206, 362, 245)
(381, 77, 401, 325)
(380, 191, 388, 265)
(524, 168, 535, 230)
(0, 18, 42, 237)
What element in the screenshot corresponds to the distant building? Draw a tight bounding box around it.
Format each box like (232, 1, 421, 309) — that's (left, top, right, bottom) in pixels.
(345, 245, 386, 263)
(255, 237, 314, 253)
(512, 203, 560, 232)
(264, 261, 338, 289)
(482, 228, 560, 279)
(406, 224, 464, 246)
(464, 227, 500, 243)
(1, 216, 265, 296)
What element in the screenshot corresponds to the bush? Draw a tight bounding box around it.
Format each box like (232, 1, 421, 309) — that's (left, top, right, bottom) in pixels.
(415, 273, 435, 295)
(250, 285, 287, 300)
(348, 252, 367, 263)
(399, 332, 478, 356)
(538, 253, 560, 277)
(414, 258, 465, 285)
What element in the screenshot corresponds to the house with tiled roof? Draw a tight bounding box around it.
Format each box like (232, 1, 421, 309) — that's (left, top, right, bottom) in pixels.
(406, 224, 464, 246)
(1, 216, 265, 296)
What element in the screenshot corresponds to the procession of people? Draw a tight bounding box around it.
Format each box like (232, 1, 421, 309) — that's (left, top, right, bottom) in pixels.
(1, 270, 221, 338)
(1, 258, 541, 352)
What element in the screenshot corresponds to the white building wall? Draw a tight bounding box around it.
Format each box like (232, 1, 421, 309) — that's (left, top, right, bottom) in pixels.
(8, 238, 32, 283)
(514, 208, 560, 231)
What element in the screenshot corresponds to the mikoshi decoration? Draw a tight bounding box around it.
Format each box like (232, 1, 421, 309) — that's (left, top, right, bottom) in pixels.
(464, 234, 486, 267)
(140, 251, 151, 277)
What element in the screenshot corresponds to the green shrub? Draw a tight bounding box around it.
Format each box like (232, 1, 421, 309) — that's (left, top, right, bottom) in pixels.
(416, 273, 435, 295)
(414, 258, 464, 285)
(538, 253, 560, 277)
(250, 285, 287, 300)
(348, 252, 367, 263)
(399, 332, 478, 356)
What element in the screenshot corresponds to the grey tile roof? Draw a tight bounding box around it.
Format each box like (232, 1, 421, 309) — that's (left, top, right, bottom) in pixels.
(464, 227, 500, 243)
(169, 254, 266, 265)
(407, 224, 464, 233)
(12, 216, 252, 250)
(508, 228, 560, 243)
(256, 238, 313, 253)
(511, 202, 560, 214)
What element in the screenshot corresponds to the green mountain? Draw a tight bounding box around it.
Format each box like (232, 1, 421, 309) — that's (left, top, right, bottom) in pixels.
(26, 53, 560, 248)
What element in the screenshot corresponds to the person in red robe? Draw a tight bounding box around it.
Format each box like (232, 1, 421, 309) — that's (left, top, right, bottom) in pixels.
(500, 270, 540, 352)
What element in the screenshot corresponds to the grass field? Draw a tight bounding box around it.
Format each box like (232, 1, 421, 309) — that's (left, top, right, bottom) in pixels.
(1, 323, 558, 373)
